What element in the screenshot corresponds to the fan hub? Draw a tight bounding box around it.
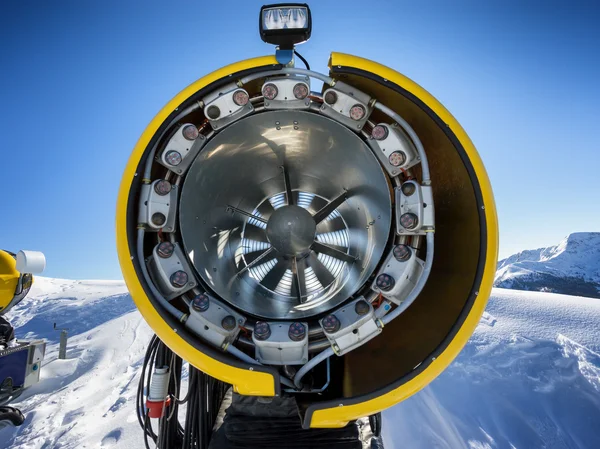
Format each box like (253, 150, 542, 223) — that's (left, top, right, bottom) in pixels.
(266, 205, 316, 257)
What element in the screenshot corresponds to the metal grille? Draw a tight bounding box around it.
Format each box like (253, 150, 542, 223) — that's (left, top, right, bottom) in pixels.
(242, 191, 350, 301)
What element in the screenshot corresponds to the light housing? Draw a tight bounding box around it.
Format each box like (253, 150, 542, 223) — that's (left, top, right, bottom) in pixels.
(259, 4, 312, 49)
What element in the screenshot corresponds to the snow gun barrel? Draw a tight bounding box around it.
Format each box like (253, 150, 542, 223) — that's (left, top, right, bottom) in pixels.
(116, 52, 498, 428)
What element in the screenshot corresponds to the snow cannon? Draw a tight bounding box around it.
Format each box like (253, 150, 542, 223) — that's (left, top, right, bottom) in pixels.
(0, 250, 46, 316)
(1, 249, 46, 421)
(116, 4, 498, 430)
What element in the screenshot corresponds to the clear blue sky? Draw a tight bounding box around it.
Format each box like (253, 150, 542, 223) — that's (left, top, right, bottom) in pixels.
(1, 0, 598, 280)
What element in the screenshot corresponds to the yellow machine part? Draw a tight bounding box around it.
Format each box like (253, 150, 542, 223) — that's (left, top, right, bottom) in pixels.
(0, 250, 20, 313)
(304, 53, 498, 428)
(116, 53, 498, 427)
(116, 55, 280, 397)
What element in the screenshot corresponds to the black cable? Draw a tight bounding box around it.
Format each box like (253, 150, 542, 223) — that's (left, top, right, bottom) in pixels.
(294, 50, 310, 70)
(137, 335, 162, 447)
(167, 354, 183, 447)
(136, 337, 152, 429)
(182, 369, 197, 449)
(143, 416, 154, 449)
(146, 341, 159, 439)
(137, 336, 159, 438)
(138, 336, 229, 449)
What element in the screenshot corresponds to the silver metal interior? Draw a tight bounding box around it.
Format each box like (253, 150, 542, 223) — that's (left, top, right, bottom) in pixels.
(179, 110, 392, 320)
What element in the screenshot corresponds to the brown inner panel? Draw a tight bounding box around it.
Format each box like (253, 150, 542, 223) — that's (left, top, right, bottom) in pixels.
(332, 73, 481, 398)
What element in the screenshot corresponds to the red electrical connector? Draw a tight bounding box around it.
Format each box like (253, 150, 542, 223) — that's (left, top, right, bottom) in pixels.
(146, 396, 172, 419)
(146, 366, 170, 419)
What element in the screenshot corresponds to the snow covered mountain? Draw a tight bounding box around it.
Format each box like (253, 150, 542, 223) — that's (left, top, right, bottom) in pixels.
(2, 278, 600, 448)
(495, 232, 600, 298)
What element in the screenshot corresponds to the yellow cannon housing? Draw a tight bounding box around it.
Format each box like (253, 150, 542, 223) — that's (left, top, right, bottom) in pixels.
(1, 250, 46, 315)
(0, 251, 22, 314)
(117, 51, 497, 428)
(1, 249, 46, 414)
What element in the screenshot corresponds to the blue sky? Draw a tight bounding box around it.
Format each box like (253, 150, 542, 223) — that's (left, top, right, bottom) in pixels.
(1, 0, 598, 280)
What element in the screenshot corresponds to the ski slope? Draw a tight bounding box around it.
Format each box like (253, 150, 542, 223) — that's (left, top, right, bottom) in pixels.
(382, 289, 600, 449)
(2, 279, 600, 448)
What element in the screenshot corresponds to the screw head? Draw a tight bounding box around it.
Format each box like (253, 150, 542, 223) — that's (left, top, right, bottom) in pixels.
(170, 270, 188, 288)
(400, 213, 419, 230)
(192, 293, 210, 312)
(376, 273, 395, 292)
(254, 321, 271, 340)
(393, 244, 412, 262)
(151, 212, 166, 227)
(322, 314, 341, 333)
(157, 241, 174, 258)
(288, 322, 306, 341)
(221, 315, 237, 331)
(354, 300, 370, 316)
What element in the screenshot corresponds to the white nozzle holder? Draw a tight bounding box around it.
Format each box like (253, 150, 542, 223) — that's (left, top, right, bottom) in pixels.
(16, 250, 46, 274)
(148, 366, 170, 401)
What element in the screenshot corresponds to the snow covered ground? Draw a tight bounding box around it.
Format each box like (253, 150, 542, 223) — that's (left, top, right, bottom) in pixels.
(383, 289, 600, 449)
(1, 278, 149, 448)
(2, 278, 600, 448)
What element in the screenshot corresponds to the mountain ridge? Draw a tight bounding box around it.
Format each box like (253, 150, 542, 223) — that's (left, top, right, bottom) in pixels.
(495, 232, 600, 298)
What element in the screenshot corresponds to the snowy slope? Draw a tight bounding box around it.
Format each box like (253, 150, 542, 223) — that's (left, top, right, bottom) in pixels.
(383, 289, 600, 449)
(8, 277, 136, 344)
(2, 279, 600, 448)
(495, 232, 600, 298)
(1, 278, 149, 448)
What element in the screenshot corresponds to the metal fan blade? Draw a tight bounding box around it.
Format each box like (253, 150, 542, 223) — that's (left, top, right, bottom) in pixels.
(291, 257, 307, 303)
(281, 165, 294, 206)
(237, 248, 275, 277)
(260, 259, 289, 291)
(256, 199, 276, 221)
(243, 224, 269, 243)
(306, 252, 335, 288)
(312, 241, 356, 264)
(244, 247, 274, 265)
(316, 215, 347, 233)
(312, 191, 348, 224)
